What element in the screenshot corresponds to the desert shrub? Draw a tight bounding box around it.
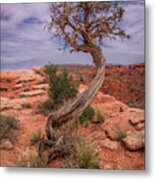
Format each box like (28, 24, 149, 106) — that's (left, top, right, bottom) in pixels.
(41, 87, 46, 91)
(38, 99, 55, 115)
(115, 128, 127, 140)
(30, 128, 43, 145)
(76, 143, 99, 169)
(96, 109, 105, 123)
(36, 79, 48, 85)
(23, 88, 31, 92)
(21, 103, 32, 109)
(34, 70, 44, 77)
(0, 115, 19, 141)
(43, 64, 79, 108)
(7, 79, 12, 83)
(78, 106, 95, 125)
(59, 134, 99, 169)
(18, 148, 47, 168)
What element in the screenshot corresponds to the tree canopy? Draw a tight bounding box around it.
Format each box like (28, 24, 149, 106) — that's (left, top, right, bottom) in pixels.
(48, 2, 129, 53)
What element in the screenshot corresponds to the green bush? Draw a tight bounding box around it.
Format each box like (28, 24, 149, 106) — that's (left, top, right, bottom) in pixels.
(78, 106, 95, 125)
(30, 128, 43, 145)
(96, 109, 105, 123)
(0, 115, 19, 141)
(44, 64, 79, 107)
(21, 103, 32, 109)
(76, 143, 99, 169)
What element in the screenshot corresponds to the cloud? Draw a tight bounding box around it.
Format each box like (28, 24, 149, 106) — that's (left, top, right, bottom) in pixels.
(0, 1, 144, 69)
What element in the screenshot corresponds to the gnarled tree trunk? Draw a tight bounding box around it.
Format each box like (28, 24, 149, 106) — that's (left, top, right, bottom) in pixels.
(39, 44, 106, 161)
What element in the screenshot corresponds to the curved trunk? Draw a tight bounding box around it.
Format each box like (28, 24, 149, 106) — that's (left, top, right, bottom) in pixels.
(39, 45, 106, 159)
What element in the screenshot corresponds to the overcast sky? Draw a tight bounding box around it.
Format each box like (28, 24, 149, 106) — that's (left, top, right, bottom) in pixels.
(0, 1, 144, 69)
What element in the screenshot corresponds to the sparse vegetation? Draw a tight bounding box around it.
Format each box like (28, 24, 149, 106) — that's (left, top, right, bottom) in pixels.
(64, 140, 99, 169)
(36, 79, 48, 85)
(38, 99, 55, 115)
(96, 109, 105, 123)
(34, 70, 44, 77)
(18, 148, 47, 168)
(19, 94, 26, 98)
(115, 128, 127, 140)
(23, 88, 31, 92)
(30, 128, 43, 145)
(0, 115, 19, 141)
(76, 143, 99, 169)
(21, 103, 32, 109)
(7, 79, 12, 83)
(78, 106, 95, 125)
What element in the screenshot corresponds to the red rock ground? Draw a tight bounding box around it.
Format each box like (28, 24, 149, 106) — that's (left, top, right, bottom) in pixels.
(0, 65, 145, 169)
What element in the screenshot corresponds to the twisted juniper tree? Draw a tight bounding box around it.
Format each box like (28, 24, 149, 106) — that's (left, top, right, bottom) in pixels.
(39, 1, 129, 160)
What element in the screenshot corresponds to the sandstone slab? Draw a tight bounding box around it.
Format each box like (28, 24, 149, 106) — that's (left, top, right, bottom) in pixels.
(19, 90, 45, 97)
(100, 138, 118, 150)
(122, 130, 144, 150)
(0, 97, 21, 110)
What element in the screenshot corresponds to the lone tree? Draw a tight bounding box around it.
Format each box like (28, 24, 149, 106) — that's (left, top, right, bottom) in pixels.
(39, 2, 129, 160)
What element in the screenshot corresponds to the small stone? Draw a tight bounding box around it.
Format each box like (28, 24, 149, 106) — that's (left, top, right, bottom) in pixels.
(129, 117, 144, 125)
(135, 123, 144, 131)
(100, 138, 118, 150)
(103, 164, 113, 170)
(122, 130, 144, 150)
(0, 139, 13, 150)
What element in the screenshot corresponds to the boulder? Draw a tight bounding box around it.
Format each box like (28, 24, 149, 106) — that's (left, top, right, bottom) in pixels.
(135, 123, 144, 131)
(0, 139, 13, 150)
(122, 130, 144, 150)
(100, 138, 118, 150)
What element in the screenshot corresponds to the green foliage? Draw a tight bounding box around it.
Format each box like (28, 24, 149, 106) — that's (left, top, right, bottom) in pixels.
(30, 128, 43, 145)
(0, 115, 19, 141)
(23, 88, 31, 92)
(78, 106, 95, 125)
(96, 109, 105, 123)
(21, 103, 32, 109)
(76, 143, 99, 169)
(36, 79, 48, 85)
(44, 64, 79, 107)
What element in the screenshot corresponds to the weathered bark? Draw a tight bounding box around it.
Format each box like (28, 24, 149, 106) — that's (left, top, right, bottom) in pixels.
(39, 44, 106, 161)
